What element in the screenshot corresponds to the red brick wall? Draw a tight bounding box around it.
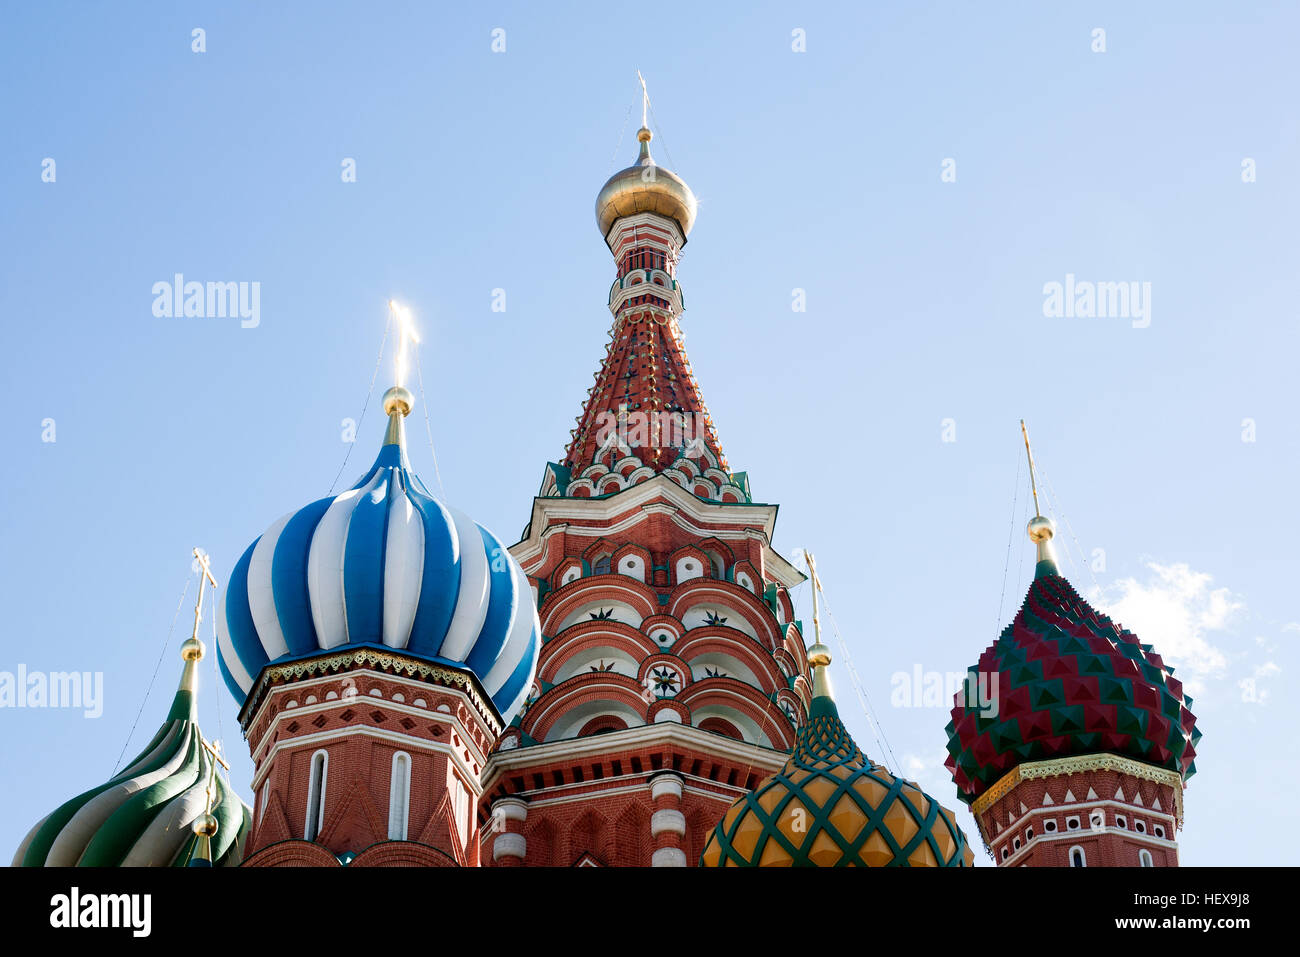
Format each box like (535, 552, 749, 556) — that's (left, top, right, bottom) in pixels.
(978, 767, 1182, 867)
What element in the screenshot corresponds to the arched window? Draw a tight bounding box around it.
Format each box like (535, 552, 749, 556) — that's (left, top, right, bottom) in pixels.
(1069, 846, 1086, 868)
(593, 554, 612, 575)
(388, 752, 411, 840)
(706, 552, 725, 580)
(1139, 849, 1153, 867)
(305, 749, 328, 841)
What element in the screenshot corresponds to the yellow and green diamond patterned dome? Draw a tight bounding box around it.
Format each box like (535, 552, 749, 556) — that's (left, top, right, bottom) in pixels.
(701, 636, 974, 867)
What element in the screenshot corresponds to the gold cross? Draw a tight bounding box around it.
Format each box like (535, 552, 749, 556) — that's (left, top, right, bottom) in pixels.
(1020, 419, 1042, 517)
(804, 551, 823, 644)
(388, 300, 420, 388)
(201, 736, 229, 771)
(199, 736, 229, 817)
(190, 547, 218, 644)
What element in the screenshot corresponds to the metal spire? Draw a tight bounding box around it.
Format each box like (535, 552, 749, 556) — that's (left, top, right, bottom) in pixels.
(1019, 421, 1058, 571)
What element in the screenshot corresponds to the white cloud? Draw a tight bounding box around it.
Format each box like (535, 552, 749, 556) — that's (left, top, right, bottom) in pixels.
(1088, 562, 1240, 696)
(899, 751, 957, 807)
(1239, 661, 1281, 705)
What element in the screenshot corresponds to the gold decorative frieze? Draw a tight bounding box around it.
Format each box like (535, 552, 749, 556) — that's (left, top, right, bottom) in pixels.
(972, 752, 1184, 827)
(239, 648, 500, 736)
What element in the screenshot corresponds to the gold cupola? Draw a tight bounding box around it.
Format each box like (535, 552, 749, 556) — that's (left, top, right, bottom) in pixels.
(595, 77, 698, 242)
(595, 126, 698, 241)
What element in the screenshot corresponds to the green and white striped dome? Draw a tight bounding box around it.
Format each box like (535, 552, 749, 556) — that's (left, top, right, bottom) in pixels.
(13, 641, 250, 868)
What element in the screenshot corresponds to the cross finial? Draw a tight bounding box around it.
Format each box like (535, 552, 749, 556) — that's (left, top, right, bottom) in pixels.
(388, 300, 420, 389)
(189, 735, 229, 865)
(199, 737, 229, 816)
(1020, 419, 1042, 518)
(637, 70, 649, 129)
(804, 551, 823, 644)
(1019, 421, 1058, 570)
(800, 550, 834, 700)
(201, 736, 229, 772)
(190, 547, 218, 645)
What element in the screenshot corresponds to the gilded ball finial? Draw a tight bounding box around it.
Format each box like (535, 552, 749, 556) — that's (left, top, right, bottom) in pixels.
(807, 641, 832, 670)
(192, 813, 219, 837)
(383, 385, 414, 417)
(637, 126, 653, 143)
(1027, 514, 1055, 544)
(181, 637, 205, 662)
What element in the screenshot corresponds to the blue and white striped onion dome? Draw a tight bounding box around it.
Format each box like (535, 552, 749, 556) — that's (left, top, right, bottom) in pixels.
(217, 385, 541, 723)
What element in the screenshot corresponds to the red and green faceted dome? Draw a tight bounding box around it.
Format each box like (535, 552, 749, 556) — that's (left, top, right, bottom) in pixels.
(945, 565, 1202, 804)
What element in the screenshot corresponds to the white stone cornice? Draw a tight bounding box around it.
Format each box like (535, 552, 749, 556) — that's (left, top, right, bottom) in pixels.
(245, 671, 489, 768)
(485, 775, 749, 810)
(509, 476, 781, 565)
(481, 721, 785, 793)
(1001, 826, 1179, 867)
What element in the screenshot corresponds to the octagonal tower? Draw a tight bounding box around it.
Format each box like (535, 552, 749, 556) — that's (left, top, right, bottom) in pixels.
(478, 114, 813, 867)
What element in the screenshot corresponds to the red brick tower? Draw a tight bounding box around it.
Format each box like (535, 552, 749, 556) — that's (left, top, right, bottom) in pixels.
(478, 108, 813, 867)
(944, 425, 1201, 867)
(235, 650, 501, 867)
(218, 377, 542, 867)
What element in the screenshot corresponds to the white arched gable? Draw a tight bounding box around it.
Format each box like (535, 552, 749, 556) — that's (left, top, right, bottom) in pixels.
(544, 700, 645, 742)
(618, 554, 646, 582)
(552, 645, 640, 683)
(681, 603, 759, 641)
(558, 600, 645, 633)
(687, 652, 763, 690)
(690, 705, 772, 747)
(676, 556, 705, 583)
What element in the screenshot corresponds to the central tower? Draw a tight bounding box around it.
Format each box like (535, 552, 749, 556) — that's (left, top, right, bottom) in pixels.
(478, 104, 812, 867)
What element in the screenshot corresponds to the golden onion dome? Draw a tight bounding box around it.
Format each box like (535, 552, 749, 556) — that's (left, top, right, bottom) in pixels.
(595, 127, 698, 240)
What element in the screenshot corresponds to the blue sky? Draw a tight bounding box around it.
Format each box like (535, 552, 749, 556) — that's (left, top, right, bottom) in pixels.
(1, 1, 1295, 865)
